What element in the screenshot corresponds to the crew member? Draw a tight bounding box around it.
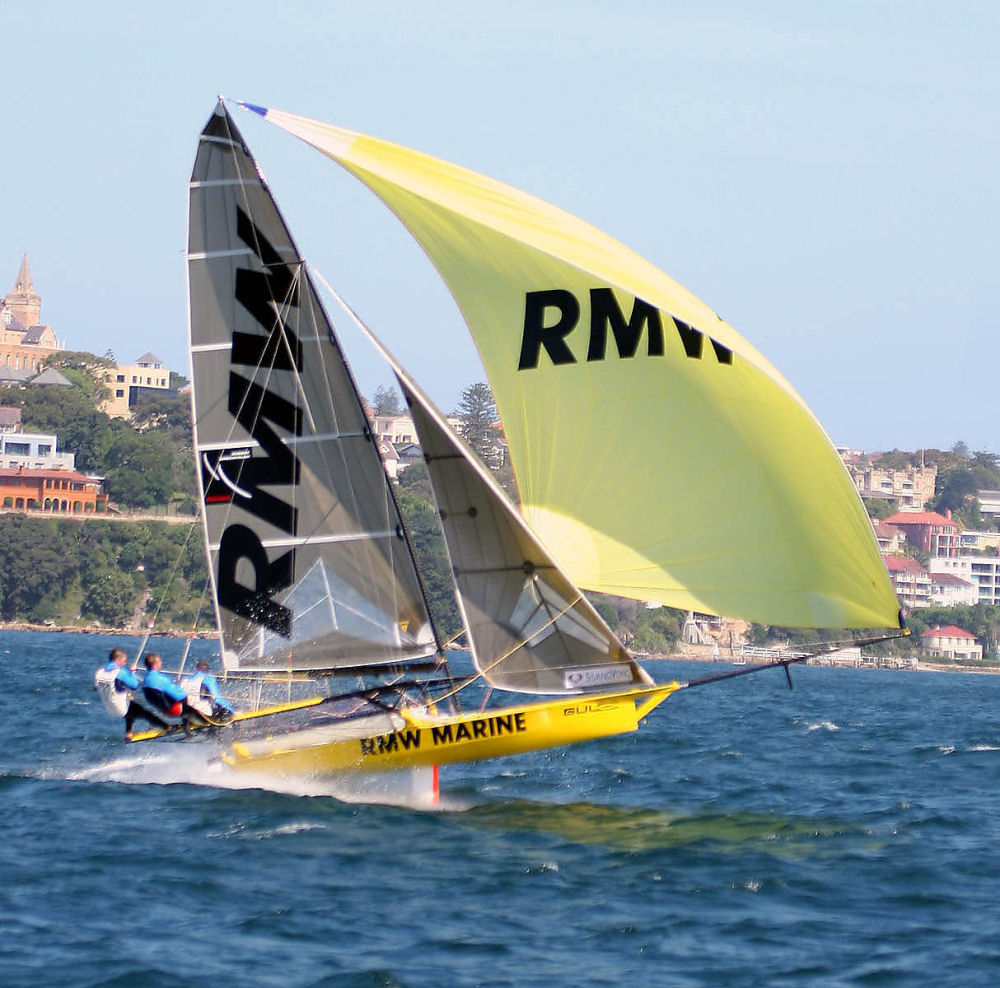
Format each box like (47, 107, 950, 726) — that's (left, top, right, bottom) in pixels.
(183, 659, 235, 723)
(141, 653, 209, 730)
(94, 647, 170, 740)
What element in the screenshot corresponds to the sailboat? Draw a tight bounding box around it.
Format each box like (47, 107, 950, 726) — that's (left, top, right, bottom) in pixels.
(131, 98, 902, 788)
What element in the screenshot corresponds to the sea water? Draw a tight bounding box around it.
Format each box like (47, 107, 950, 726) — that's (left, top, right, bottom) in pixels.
(1, 631, 998, 987)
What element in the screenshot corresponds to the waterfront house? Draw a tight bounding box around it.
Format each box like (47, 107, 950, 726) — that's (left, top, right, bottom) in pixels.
(919, 625, 983, 662)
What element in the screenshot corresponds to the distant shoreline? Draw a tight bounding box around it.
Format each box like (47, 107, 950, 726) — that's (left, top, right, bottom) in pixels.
(0, 621, 218, 640)
(643, 641, 1000, 675)
(0, 622, 994, 674)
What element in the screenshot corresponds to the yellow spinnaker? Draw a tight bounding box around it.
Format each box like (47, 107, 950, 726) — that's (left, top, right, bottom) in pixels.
(241, 103, 899, 630)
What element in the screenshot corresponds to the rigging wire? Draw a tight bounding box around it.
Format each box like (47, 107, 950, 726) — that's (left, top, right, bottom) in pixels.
(130, 520, 201, 669)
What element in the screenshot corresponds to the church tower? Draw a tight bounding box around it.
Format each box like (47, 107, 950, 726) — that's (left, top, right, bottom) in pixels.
(3, 254, 42, 329)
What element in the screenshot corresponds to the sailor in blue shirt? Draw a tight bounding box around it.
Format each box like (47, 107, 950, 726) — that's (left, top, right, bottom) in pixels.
(94, 647, 170, 740)
(183, 659, 235, 722)
(142, 653, 210, 730)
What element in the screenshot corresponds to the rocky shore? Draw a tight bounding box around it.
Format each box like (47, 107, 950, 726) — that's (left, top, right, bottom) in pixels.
(0, 621, 218, 639)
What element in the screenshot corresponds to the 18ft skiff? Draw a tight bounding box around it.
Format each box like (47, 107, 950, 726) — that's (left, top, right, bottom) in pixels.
(132, 99, 902, 784)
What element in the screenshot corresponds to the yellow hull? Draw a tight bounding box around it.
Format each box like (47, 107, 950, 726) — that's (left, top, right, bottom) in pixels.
(220, 683, 682, 775)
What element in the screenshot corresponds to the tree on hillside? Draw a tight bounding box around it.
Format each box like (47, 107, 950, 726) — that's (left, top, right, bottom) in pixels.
(457, 382, 498, 465)
(42, 350, 116, 405)
(930, 468, 978, 516)
(395, 487, 460, 638)
(593, 601, 619, 630)
(970, 451, 1000, 490)
(632, 607, 682, 655)
(863, 497, 895, 521)
(13, 386, 115, 472)
(0, 517, 78, 620)
(397, 459, 434, 501)
(103, 426, 175, 508)
(372, 384, 402, 416)
(873, 449, 917, 470)
(82, 566, 138, 627)
(132, 387, 193, 445)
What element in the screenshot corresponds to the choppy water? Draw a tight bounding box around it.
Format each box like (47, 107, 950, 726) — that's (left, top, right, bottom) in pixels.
(1, 631, 999, 986)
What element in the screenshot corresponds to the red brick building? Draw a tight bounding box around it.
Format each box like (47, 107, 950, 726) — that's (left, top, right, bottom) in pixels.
(884, 510, 958, 558)
(0, 467, 107, 514)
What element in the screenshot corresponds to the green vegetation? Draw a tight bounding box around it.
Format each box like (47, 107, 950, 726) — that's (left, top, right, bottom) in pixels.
(862, 497, 895, 521)
(0, 515, 210, 630)
(396, 463, 461, 639)
(631, 607, 684, 654)
(457, 382, 498, 465)
(371, 383, 402, 416)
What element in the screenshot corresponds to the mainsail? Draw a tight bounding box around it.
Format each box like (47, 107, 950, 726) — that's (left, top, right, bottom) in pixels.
(187, 103, 438, 672)
(236, 103, 900, 630)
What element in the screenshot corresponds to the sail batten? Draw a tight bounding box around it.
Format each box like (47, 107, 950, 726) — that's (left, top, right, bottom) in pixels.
(187, 102, 440, 672)
(244, 102, 900, 630)
(208, 531, 404, 551)
(190, 179, 265, 190)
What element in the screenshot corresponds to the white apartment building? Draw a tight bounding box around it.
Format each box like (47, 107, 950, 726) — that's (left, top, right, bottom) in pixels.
(929, 571, 978, 607)
(929, 555, 1000, 606)
(0, 430, 74, 471)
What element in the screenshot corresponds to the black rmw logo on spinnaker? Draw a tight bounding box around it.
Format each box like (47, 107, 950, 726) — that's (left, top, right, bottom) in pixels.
(214, 207, 305, 638)
(517, 288, 733, 370)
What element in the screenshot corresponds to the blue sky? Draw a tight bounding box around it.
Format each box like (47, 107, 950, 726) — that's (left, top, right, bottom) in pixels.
(2, 1, 996, 451)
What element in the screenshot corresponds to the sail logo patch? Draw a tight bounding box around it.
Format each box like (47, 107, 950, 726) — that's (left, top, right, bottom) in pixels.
(202, 447, 253, 504)
(563, 665, 634, 690)
(214, 207, 305, 638)
(517, 288, 733, 370)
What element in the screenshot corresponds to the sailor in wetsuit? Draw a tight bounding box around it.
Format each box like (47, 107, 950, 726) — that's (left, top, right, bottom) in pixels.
(141, 653, 210, 731)
(182, 660, 235, 723)
(94, 647, 170, 740)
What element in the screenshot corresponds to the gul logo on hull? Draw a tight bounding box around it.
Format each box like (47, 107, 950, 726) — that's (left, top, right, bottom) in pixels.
(517, 288, 733, 370)
(211, 207, 305, 638)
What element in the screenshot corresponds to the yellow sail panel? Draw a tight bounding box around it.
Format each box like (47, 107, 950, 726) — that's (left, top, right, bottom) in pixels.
(246, 105, 899, 629)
